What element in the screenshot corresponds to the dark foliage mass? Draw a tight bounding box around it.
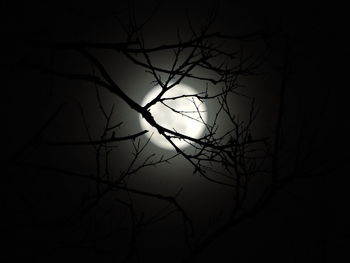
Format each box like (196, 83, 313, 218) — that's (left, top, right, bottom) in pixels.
(3, 1, 349, 262)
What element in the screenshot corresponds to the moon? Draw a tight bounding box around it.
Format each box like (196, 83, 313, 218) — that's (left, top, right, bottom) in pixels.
(139, 84, 208, 150)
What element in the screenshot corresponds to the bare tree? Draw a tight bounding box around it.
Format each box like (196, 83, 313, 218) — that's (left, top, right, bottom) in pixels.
(4, 2, 342, 262)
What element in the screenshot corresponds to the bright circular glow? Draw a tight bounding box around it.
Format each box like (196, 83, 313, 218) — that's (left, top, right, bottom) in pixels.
(139, 84, 207, 150)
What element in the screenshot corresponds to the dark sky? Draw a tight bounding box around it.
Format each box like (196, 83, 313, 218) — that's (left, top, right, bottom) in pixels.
(2, 1, 350, 262)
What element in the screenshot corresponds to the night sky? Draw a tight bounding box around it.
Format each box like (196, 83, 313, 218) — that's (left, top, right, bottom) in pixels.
(2, 1, 350, 262)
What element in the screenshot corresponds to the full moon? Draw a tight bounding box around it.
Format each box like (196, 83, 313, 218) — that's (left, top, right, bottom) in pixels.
(139, 84, 208, 150)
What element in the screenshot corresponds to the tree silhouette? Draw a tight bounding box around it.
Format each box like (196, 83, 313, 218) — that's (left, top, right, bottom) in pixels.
(4, 2, 346, 262)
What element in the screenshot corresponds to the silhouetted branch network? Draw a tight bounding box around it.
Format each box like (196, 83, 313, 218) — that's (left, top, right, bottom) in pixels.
(9, 6, 331, 263)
